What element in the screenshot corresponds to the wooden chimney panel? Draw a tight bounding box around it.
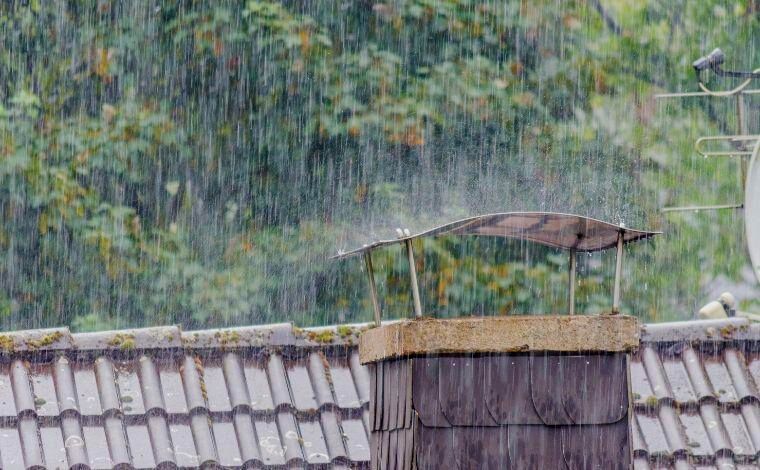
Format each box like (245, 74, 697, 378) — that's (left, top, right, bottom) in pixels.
(370, 352, 631, 469)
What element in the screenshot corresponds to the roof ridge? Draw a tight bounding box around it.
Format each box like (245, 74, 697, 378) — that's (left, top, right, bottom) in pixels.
(640, 317, 760, 343)
(0, 322, 381, 353)
(1, 316, 757, 353)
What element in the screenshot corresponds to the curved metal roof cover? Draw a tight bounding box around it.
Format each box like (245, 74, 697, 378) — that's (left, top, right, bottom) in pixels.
(334, 212, 660, 259)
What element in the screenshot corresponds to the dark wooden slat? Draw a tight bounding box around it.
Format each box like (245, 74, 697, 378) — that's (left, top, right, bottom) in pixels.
(438, 355, 497, 426)
(397, 358, 408, 430)
(381, 429, 391, 470)
(530, 353, 574, 425)
(386, 360, 398, 431)
(404, 420, 415, 469)
(404, 358, 414, 429)
(562, 353, 628, 424)
(388, 429, 398, 470)
(562, 420, 630, 470)
(485, 354, 543, 424)
(453, 425, 510, 469)
(508, 425, 568, 469)
(411, 357, 450, 427)
(382, 360, 392, 430)
(395, 429, 407, 470)
(415, 425, 455, 470)
(370, 431, 380, 470)
(369, 363, 377, 431)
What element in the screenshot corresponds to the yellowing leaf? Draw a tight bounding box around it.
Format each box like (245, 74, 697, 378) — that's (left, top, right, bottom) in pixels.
(38, 212, 48, 235)
(165, 181, 180, 196)
(92, 48, 114, 82)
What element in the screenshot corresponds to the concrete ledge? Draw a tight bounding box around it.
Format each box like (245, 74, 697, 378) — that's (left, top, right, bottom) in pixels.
(359, 315, 640, 364)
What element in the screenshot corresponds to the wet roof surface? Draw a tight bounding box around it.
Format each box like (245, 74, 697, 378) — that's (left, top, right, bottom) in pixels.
(334, 211, 660, 259)
(1, 317, 759, 469)
(0, 323, 371, 469)
(633, 318, 760, 470)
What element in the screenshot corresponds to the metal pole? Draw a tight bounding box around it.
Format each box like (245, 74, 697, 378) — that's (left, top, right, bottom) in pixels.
(568, 249, 576, 315)
(612, 232, 623, 314)
(654, 89, 760, 99)
(363, 252, 382, 326)
(737, 94, 748, 191)
(405, 239, 423, 318)
(737, 93, 748, 135)
(661, 203, 743, 213)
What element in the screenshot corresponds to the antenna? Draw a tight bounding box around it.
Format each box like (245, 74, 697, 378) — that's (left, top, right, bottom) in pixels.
(656, 48, 760, 282)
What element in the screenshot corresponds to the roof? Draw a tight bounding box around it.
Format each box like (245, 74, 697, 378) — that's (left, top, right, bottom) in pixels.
(1, 317, 760, 469)
(334, 211, 660, 259)
(632, 317, 760, 470)
(0, 323, 372, 469)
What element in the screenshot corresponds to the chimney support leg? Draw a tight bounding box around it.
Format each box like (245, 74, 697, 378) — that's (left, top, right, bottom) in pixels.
(568, 249, 576, 315)
(405, 239, 423, 318)
(364, 252, 382, 326)
(612, 232, 624, 314)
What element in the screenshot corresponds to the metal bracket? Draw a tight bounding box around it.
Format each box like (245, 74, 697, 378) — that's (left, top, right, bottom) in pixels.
(655, 89, 760, 99)
(661, 203, 743, 213)
(695, 135, 760, 157)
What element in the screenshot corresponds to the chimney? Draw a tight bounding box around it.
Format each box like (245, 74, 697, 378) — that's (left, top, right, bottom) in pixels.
(334, 212, 656, 468)
(359, 315, 640, 469)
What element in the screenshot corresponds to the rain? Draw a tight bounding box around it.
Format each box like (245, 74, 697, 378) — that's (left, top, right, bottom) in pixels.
(0, 0, 757, 332)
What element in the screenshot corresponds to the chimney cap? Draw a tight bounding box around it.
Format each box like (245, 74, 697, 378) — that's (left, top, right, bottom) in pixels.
(333, 211, 660, 259)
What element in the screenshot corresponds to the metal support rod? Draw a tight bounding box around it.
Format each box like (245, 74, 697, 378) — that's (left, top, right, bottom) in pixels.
(737, 94, 748, 135)
(405, 239, 423, 318)
(363, 252, 382, 326)
(568, 249, 576, 315)
(612, 232, 624, 314)
(654, 89, 760, 99)
(694, 134, 759, 157)
(661, 203, 743, 213)
(737, 94, 749, 191)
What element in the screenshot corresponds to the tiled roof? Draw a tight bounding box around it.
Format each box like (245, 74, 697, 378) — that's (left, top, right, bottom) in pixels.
(4, 317, 760, 469)
(0, 323, 372, 469)
(632, 318, 760, 470)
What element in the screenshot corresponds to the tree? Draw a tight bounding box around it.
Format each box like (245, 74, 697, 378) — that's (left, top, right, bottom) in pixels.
(0, 0, 757, 330)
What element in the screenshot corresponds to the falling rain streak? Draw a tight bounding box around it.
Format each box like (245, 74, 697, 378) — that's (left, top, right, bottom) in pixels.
(0, 1, 757, 331)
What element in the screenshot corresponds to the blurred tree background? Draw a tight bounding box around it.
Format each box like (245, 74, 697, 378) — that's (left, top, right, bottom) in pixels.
(0, 0, 757, 331)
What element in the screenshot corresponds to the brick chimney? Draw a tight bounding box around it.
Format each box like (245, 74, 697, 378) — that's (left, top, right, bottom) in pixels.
(359, 315, 640, 469)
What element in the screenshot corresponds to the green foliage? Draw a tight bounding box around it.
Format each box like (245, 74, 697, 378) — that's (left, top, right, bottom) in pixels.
(0, 0, 757, 331)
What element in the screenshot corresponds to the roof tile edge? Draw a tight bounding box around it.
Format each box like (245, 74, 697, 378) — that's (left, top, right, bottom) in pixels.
(5, 316, 754, 355)
(0, 327, 72, 353)
(0, 322, 387, 354)
(639, 317, 760, 343)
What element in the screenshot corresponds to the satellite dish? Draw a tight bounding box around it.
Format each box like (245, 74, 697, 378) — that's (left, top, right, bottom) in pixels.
(745, 138, 760, 283)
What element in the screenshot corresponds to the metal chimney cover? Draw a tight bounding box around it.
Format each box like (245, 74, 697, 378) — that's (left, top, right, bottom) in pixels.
(333, 211, 660, 259)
